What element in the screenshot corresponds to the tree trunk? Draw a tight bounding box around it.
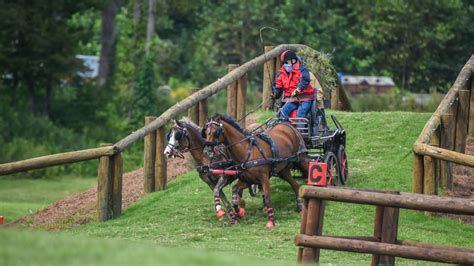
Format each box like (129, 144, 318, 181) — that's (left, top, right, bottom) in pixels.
(133, 0, 142, 25)
(26, 75, 38, 116)
(98, 0, 118, 87)
(145, 0, 156, 53)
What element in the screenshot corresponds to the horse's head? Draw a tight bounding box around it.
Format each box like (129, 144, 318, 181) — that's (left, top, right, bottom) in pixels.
(203, 115, 226, 159)
(164, 120, 189, 158)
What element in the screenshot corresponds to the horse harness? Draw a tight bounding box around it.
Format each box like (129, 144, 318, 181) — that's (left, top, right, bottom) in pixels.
(199, 121, 307, 178)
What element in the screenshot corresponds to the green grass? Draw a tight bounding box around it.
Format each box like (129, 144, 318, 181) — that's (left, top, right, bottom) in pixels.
(2, 111, 474, 265)
(0, 175, 96, 222)
(0, 229, 290, 266)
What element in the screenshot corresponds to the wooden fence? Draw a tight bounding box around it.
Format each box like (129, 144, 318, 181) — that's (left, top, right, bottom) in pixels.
(296, 186, 474, 265)
(412, 55, 474, 196)
(0, 44, 351, 222)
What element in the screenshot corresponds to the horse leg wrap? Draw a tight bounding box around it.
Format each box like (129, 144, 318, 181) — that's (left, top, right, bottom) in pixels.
(232, 194, 239, 210)
(229, 211, 238, 224)
(265, 208, 275, 228)
(214, 196, 225, 221)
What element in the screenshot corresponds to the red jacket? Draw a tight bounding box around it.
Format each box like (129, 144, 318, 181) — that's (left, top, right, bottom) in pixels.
(273, 61, 315, 100)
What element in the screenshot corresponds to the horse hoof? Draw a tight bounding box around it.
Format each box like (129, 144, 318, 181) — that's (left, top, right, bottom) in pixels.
(231, 219, 239, 225)
(265, 220, 275, 228)
(262, 207, 267, 213)
(237, 208, 245, 219)
(216, 209, 226, 221)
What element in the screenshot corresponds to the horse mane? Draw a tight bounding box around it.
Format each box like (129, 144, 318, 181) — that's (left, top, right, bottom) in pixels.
(178, 117, 202, 132)
(214, 113, 250, 136)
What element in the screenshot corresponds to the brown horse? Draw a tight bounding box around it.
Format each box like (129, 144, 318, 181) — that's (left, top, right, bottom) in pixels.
(164, 118, 243, 223)
(203, 114, 309, 228)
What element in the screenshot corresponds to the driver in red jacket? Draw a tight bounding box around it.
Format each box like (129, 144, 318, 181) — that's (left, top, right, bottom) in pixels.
(272, 50, 315, 119)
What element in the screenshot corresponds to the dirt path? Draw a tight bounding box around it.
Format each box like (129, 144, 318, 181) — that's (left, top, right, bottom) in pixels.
(9, 156, 192, 230)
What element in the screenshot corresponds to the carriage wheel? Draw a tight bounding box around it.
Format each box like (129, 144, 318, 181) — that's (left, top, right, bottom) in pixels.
(324, 152, 340, 186)
(337, 145, 349, 185)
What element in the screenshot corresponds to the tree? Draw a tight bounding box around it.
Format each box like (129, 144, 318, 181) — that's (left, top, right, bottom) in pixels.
(98, 0, 120, 87)
(0, 0, 99, 116)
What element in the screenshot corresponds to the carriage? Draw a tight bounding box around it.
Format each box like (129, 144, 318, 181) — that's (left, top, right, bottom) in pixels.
(266, 102, 349, 186)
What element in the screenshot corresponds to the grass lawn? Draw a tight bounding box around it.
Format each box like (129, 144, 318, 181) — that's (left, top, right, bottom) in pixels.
(1, 111, 473, 265)
(0, 175, 96, 222)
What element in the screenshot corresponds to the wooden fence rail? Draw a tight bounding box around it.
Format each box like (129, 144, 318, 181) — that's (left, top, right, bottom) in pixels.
(0, 146, 115, 176)
(296, 186, 474, 265)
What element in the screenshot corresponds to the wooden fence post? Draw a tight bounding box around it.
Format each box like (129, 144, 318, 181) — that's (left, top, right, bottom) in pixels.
(423, 156, 435, 217)
(297, 198, 309, 263)
(155, 126, 167, 191)
(301, 198, 325, 263)
(144, 116, 157, 193)
(440, 114, 455, 189)
(97, 143, 114, 222)
(262, 46, 275, 111)
(199, 97, 208, 128)
(372, 205, 384, 266)
(430, 128, 441, 195)
(412, 153, 424, 194)
(112, 152, 123, 218)
(468, 76, 474, 136)
(227, 64, 239, 118)
(455, 90, 470, 153)
(188, 88, 200, 125)
(379, 194, 400, 265)
(331, 88, 340, 110)
(237, 72, 247, 127)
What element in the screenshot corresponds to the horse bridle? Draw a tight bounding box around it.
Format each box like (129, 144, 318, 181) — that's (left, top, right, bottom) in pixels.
(166, 124, 190, 158)
(203, 120, 224, 146)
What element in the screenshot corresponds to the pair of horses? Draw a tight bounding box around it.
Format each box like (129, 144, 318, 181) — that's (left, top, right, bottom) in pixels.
(164, 114, 308, 228)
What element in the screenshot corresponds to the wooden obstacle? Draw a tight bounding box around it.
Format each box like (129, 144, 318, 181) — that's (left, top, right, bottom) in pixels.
(296, 186, 474, 265)
(0, 44, 351, 222)
(412, 55, 474, 196)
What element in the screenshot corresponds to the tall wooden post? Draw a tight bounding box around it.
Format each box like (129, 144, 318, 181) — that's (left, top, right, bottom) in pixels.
(440, 114, 455, 189)
(112, 152, 123, 218)
(331, 88, 340, 110)
(237, 73, 247, 127)
(262, 46, 275, 110)
(199, 98, 208, 128)
(188, 88, 200, 125)
(144, 116, 157, 193)
(468, 77, 474, 136)
(227, 64, 239, 118)
(423, 156, 435, 216)
(412, 153, 424, 194)
(97, 143, 114, 222)
(455, 90, 470, 153)
(430, 128, 441, 194)
(155, 126, 167, 191)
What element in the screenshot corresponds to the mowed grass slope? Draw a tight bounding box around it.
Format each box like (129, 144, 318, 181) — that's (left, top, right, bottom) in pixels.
(2, 111, 473, 265)
(0, 175, 96, 222)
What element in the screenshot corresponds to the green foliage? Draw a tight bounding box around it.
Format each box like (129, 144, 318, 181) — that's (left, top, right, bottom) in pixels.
(298, 48, 338, 97)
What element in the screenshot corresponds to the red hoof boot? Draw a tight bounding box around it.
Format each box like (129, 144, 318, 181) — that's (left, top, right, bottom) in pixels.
(216, 209, 226, 221)
(237, 208, 245, 219)
(231, 219, 239, 225)
(265, 220, 275, 228)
